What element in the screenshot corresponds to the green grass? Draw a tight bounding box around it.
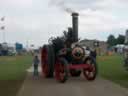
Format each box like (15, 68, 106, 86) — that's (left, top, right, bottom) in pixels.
(0, 55, 32, 96)
(98, 55, 128, 88)
(0, 55, 32, 80)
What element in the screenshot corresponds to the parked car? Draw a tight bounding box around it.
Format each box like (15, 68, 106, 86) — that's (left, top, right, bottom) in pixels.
(8, 48, 17, 56)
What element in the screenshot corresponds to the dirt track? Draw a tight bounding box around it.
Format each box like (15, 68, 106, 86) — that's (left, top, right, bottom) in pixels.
(17, 71, 128, 96)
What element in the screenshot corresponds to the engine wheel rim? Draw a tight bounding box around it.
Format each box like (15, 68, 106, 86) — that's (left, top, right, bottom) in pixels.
(83, 59, 96, 80)
(42, 48, 49, 77)
(55, 60, 67, 82)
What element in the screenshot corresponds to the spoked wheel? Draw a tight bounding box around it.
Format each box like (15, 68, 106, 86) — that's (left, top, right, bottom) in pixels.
(70, 69, 81, 77)
(41, 46, 49, 77)
(83, 57, 97, 81)
(41, 45, 54, 78)
(124, 58, 128, 71)
(55, 58, 68, 83)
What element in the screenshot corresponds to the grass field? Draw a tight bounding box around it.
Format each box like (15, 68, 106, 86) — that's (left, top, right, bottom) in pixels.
(98, 55, 128, 88)
(0, 55, 32, 96)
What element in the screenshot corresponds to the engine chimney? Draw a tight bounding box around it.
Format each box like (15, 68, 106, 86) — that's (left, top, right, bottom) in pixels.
(72, 12, 79, 42)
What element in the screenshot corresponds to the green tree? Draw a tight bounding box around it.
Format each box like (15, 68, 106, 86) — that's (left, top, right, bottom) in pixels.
(107, 34, 116, 47)
(116, 35, 125, 44)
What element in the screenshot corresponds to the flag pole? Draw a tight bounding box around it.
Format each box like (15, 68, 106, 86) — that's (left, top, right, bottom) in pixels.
(3, 28, 5, 43)
(0, 17, 5, 43)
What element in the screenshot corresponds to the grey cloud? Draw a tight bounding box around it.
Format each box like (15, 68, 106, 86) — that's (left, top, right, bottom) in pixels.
(50, 0, 104, 13)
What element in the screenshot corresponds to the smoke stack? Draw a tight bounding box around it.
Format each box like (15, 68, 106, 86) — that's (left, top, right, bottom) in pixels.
(72, 12, 79, 42)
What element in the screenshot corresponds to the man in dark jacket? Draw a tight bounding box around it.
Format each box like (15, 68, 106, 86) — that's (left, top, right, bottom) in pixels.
(90, 49, 97, 61)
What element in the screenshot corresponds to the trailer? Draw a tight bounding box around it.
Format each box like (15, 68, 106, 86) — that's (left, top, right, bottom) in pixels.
(41, 13, 97, 83)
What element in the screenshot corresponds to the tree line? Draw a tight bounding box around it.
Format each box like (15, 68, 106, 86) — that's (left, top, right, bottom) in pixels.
(107, 34, 125, 47)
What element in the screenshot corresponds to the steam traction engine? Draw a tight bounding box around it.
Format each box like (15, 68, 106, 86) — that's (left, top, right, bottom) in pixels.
(41, 13, 97, 83)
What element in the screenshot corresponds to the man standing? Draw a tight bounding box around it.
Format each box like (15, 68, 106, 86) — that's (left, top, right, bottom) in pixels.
(33, 55, 40, 76)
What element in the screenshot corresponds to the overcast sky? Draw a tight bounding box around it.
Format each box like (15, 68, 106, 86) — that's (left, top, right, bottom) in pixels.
(0, 0, 127, 47)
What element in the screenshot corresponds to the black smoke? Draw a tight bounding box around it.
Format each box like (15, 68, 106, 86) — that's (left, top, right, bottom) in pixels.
(49, 0, 76, 13)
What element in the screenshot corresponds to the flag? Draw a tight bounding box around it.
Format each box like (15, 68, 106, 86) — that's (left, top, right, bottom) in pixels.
(1, 17, 5, 21)
(31, 44, 34, 47)
(1, 26, 5, 30)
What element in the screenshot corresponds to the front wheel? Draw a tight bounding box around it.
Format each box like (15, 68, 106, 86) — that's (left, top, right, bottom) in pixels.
(55, 58, 68, 83)
(83, 57, 97, 81)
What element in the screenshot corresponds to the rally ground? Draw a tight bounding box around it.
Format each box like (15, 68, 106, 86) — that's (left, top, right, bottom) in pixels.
(17, 65, 128, 96)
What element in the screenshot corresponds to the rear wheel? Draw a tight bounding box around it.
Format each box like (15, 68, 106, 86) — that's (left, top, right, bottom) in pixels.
(41, 45, 54, 78)
(49, 45, 55, 76)
(55, 58, 68, 83)
(83, 57, 97, 81)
